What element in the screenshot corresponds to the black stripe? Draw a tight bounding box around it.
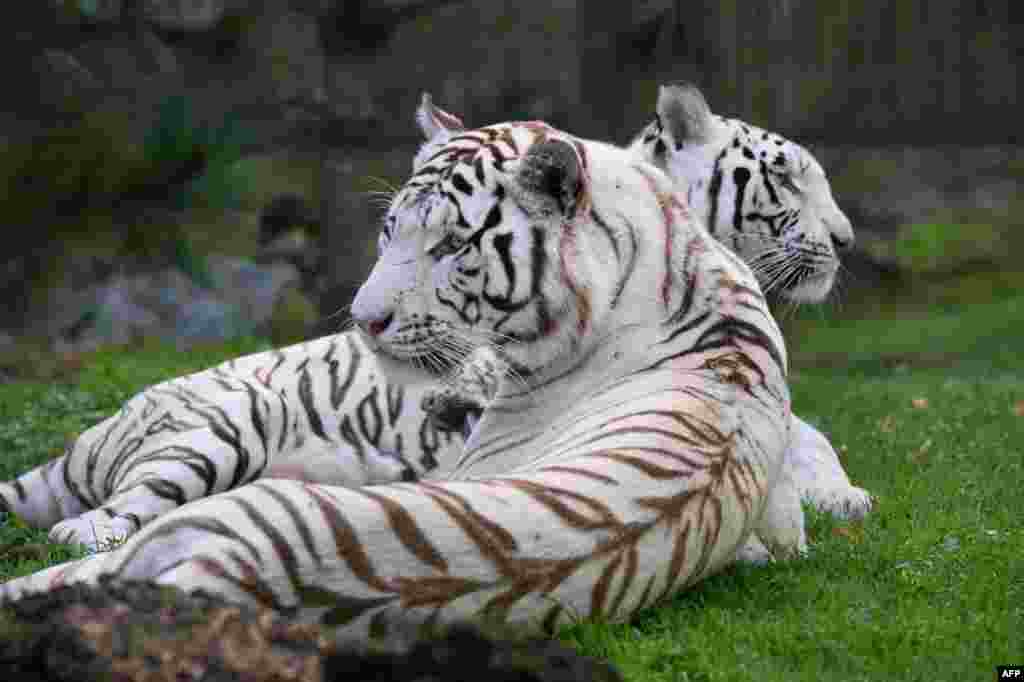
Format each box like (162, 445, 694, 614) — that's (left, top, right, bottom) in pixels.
(339, 415, 365, 462)
(327, 336, 362, 410)
(706, 147, 728, 235)
(482, 203, 502, 230)
(117, 515, 264, 573)
(758, 160, 779, 205)
(732, 167, 751, 234)
(140, 479, 187, 506)
(297, 366, 328, 440)
(492, 232, 516, 299)
(357, 387, 384, 447)
(451, 172, 473, 195)
(174, 384, 254, 490)
(255, 482, 324, 567)
(243, 381, 269, 457)
(601, 211, 637, 309)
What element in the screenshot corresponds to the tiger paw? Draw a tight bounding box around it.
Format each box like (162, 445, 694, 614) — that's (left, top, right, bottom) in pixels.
(734, 536, 772, 566)
(49, 513, 136, 553)
(422, 390, 484, 439)
(809, 485, 874, 521)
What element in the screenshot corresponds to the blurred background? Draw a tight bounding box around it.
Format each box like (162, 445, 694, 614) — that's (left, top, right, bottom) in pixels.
(1, 0, 1021, 379)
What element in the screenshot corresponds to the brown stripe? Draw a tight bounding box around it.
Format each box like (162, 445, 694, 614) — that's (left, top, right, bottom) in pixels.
(358, 489, 448, 572)
(304, 485, 392, 593)
(537, 465, 619, 486)
(500, 479, 618, 530)
(590, 554, 622, 617)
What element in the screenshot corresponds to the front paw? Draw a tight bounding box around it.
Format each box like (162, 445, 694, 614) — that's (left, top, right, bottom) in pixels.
(812, 486, 875, 521)
(50, 514, 135, 553)
(422, 390, 484, 436)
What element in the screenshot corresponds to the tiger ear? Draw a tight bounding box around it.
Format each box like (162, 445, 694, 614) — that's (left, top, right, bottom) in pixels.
(416, 92, 465, 141)
(516, 139, 583, 218)
(656, 82, 713, 148)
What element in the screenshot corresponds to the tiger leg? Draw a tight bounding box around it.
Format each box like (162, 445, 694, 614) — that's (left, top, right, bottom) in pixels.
(0, 454, 89, 529)
(0, 445, 772, 636)
(749, 446, 807, 561)
(789, 415, 873, 520)
(17, 374, 286, 552)
(46, 443, 237, 551)
(734, 534, 772, 565)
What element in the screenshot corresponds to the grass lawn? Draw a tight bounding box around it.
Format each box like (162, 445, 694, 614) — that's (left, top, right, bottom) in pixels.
(1, 297, 1021, 681)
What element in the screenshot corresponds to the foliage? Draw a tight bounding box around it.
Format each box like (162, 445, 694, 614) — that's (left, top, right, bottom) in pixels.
(2, 93, 257, 293)
(882, 222, 1003, 274)
(141, 94, 254, 213)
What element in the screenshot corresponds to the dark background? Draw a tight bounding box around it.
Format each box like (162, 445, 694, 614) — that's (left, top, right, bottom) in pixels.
(1, 0, 1021, 367)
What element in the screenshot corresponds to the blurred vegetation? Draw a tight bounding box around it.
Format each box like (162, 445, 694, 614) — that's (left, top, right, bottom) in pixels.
(4, 94, 253, 261)
(582, 1, 1020, 144)
(1, 0, 1019, 351)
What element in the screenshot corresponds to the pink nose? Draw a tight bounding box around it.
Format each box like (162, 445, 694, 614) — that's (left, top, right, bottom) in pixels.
(359, 312, 393, 337)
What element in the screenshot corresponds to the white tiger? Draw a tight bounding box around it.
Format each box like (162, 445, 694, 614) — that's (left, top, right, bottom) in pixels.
(0, 119, 801, 644)
(0, 85, 868, 555)
(631, 83, 871, 522)
(421, 83, 871, 528)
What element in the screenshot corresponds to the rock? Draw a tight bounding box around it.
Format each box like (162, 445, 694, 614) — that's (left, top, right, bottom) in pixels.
(36, 258, 301, 352)
(176, 295, 250, 344)
(0, 578, 624, 682)
(208, 256, 302, 329)
(87, 285, 164, 347)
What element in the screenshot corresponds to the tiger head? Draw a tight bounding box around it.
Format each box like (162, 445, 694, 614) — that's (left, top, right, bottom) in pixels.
(350, 96, 711, 386)
(629, 83, 854, 303)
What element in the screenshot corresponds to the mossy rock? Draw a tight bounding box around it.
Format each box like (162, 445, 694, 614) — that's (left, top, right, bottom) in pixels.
(0, 578, 623, 682)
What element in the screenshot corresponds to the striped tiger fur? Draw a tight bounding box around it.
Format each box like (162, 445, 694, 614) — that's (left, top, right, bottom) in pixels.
(630, 83, 856, 304)
(0, 85, 868, 555)
(628, 83, 871, 522)
(415, 85, 870, 526)
(0, 120, 800, 643)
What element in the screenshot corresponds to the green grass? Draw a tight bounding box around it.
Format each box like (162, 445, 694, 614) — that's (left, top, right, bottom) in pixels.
(0, 336, 272, 578)
(563, 296, 1024, 680)
(0, 299, 1021, 680)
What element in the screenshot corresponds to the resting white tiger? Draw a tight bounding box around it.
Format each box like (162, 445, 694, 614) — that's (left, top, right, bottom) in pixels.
(0, 120, 801, 643)
(0, 85, 868, 554)
(428, 84, 871, 527)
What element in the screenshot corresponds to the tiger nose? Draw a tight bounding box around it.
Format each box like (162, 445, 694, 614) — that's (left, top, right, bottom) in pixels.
(830, 233, 854, 252)
(355, 312, 394, 337)
(828, 213, 855, 252)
